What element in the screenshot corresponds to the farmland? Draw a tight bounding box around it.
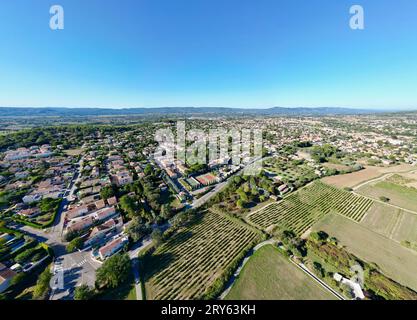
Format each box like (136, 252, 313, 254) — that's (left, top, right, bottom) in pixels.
(322, 164, 414, 188)
(142, 210, 262, 300)
(248, 181, 373, 235)
(312, 213, 417, 292)
(357, 179, 417, 212)
(361, 202, 417, 248)
(225, 245, 337, 300)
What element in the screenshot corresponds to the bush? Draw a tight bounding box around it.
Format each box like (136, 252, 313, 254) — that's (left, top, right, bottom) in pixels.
(66, 237, 84, 253)
(95, 253, 131, 289)
(74, 284, 95, 300)
(33, 267, 52, 300)
(379, 196, 390, 203)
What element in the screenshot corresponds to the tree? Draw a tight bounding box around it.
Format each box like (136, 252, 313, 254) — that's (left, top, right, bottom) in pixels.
(120, 195, 140, 219)
(74, 284, 95, 300)
(33, 268, 52, 300)
(100, 185, 115, 200)
(66, 237, 84, 253)
(10, 272, 27, 286)
(379, 196, 390, 203)
(313, 262, 325, 278)
(126, 217, 150, 242)
(151, 229, 163, 248)
(236, 199, 246, 209)
(96, 253, 131, 289)
(64, 230, 80, 242)
(310, 231, 329, 243)
(144, 164, 153, 176)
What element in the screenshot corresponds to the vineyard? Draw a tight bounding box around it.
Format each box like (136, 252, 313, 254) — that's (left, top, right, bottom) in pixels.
(143, 210, 262, 300)
(248, 181, 373, 235)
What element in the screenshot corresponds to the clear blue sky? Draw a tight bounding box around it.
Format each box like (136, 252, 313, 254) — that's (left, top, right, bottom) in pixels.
(0, 0, 416, 109)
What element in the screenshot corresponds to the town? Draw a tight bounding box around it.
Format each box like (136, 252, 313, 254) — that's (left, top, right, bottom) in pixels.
(1, 111, 417, 300)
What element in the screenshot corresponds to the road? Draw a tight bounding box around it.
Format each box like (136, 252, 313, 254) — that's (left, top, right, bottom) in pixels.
(128, 236, 153, 300)
(50, 249, 100, 300)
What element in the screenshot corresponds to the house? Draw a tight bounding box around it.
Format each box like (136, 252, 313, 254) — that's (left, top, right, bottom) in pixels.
(94, 206, 117, 222)
(66, 216, 95, 233)
(278, 184, 290, 194)
(165, 168, 177, 179)
(22, 194, 42, 204)
(65, 205, 89, 220)
(98, 236, 129, 260)
(113, 171, 133, 186)
(107, 196, 117, 206)
(0, 263, 17, 293)
(15, 171, 29, 179)
(94, 199, 106, 210)
(84, 218, 122, 248)
(17, 208, 41, 218)
(195, 173, 218, 186)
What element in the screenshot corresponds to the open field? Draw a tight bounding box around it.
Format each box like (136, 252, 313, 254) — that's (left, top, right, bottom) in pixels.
(247, 181, 373, 235)
(361, 202, 417, 245)
(225, 245, 336, 300)
(312, 213, 417, 291)
(357, 181, 417, 212)
(361, 202, 403, 238)
(322, 164, 415, 188)
(143, 210, 262, 300)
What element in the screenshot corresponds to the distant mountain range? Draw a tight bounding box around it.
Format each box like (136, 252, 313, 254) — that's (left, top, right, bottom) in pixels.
(0, 106, 390, 117)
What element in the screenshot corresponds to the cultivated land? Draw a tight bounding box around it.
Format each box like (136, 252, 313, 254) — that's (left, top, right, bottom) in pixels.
(312, 213, 417, 292)
(357, 180, 417, 212)
(322, 164, 414, 188)
(143, 210, 262, 300)
(225, 245, 336, 300)
(361, 202, 417, 246)
(247, 181, 373, 235)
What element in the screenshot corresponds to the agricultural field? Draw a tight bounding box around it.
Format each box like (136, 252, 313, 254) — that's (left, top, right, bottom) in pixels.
(225, 245, 337, 300)
(356, 179, 417, 212)
(248, 181, 373, 235)
(361, 202, 417, 247)
(322, 164, 414, 188)
(312, 213, 417, 292)
(143, 210, 262, 300)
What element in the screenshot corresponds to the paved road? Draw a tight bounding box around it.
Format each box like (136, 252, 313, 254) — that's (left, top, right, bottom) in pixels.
(128, 237, 152, 300)
(50, 249, 100, 300)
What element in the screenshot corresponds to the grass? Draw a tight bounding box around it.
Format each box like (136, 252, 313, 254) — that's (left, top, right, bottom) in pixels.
(225, 245, 336, 300)
(312, 213, 417, 292)
(361, 202, 403, 238)
(357, 181, 417, 212)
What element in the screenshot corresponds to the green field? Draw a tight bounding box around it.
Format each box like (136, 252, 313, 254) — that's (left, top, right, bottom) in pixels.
(225, 245, 336, 300)
(357, 181, 417, 212)
(361, 202, 417, 248)
(248, 181, 373, 235)
(312, 213, 417, 292)
(143, 210, 262, 300)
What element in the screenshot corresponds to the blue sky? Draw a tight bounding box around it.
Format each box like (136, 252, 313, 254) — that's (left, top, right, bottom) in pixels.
(0, 0, 416, 109)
